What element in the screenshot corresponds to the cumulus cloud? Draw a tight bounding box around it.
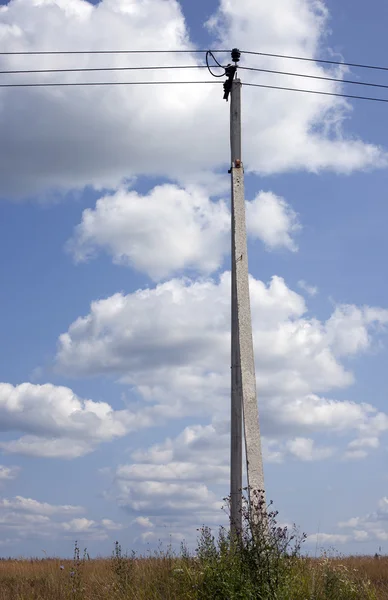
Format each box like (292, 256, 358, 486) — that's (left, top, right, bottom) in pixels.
(53, 271, 388, 540)
(246, 192, 301, 252)
(0, 382, 159, 458)
(114, 422, 229, 537)
(115, 433, 225, 544)
(112, 421, 337, 544)
(67, 185, 299, 280)
(56, 271, 388, 447)
(133, 516, 154, 529)
(309, 496, 388, 546)
(0, 496, 83, 516)
(298, 280, 318, 297)
(342, 436, 381, 460)
(325, 304, 388, 357)
(306, 532, 351, 546)
(0, 465, 20, 481)
(68, 184, 230, 280)
(0, 0, 386, 199)
(285, 437, 334, 461)
(0, 494, 122, 542)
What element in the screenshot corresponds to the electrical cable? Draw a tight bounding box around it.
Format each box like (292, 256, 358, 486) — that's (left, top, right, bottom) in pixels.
(3, 63, 381, 92)
(0, 49, 226, 56)
(241, 50, 388, 73)
(0, 65, 209, 75)
(206, 50, 226, 77)
(239, 66, 388, 91)
(243, 81, 388, 103)
(2, 61, 388, 94)
(2, 47, 388, 74)
(2, 79, 388, 104)
(3, 47, 388, 74)
(0, 80, 222, 88)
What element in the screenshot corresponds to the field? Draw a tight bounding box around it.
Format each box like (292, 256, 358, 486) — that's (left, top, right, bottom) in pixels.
(341, 556, 388, 597)
(0, 552, 388, 599)
(0, 499, 385, 600)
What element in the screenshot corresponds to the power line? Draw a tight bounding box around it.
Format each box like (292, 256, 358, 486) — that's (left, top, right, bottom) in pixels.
(3, 65, 388, 94)
(240, 66, 388, 92)
(0, 80, 222, 88)
(0, 65, 209, 75)
(241, 50, 388, 73)
(2, 47, 388, 74)
(2, 79, 388, 104)
(244, 81, 388, 104)
(0, 49, 226, 56)
(2, 63, 388, 94)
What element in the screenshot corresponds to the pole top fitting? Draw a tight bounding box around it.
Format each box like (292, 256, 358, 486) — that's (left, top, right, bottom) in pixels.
(223, 63, 237, 101)
(231, 48, 241, 64)
(223, 48, 240, 101)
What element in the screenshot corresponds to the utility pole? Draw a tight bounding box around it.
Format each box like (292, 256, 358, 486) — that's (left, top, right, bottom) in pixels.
(225, 49, 265, 537)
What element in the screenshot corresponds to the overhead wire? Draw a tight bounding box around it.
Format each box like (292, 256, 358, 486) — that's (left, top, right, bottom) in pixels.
(2, 46, 388, 74)
(1, 79, 388, 103)
(2, 47, 388, 74)
(241, 50, 388, 73)
(243, 82, 388, 104)
(3, 63, 388, 93)
(0, 80, 222, 88)
(0, 49, 227, 55)
(1, 47, 388, 103)
(240, 66, 388, 92)
(0, 65, 210, 75)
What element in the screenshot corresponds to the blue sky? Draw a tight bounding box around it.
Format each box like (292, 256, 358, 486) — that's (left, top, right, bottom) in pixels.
(1, 0, 388, 557)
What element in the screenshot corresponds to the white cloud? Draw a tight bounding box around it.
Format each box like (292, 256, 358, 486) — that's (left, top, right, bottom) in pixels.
(0, 382, 159, 458)
(61, 517, 121, 534)
(117, 478, 222, 516)
(127, 427, 226, 534)
(0, 496, 83, 516)
(306, 496, 388, 547)
(0, 465, 20, 481)
(133, 516, 154, 529)
(342, 449, 369, 461)
(246, 192, 301, 252)
(68, 184, 230, 280)
(344, 437, 380, 461)
(55, 270, 385, 542)
(56, 272, 388, 448)
(113, 420, 229, 544)
(113, 421, 336, 544)
(208, 0, 387, 176)
(298, 280, 318, 297)
(67, 185, 299, 280)
(325, 304, 388, 357)
(116, 462, 229, 484)
(285, 437, 334, 461)
(312, 497, 388, 545)
(0, 494, 122, 541)
(0, 437, 98, 459)
(0, 0, 386, 199)
(0, 273, 383, 483)
(306, 532, 351, 545)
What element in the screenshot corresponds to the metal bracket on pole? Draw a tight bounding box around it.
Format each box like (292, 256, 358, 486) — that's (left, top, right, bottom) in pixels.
(223, 48, 241, 101)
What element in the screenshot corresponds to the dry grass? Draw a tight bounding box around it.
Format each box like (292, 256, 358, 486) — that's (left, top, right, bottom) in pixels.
(330, 555, 388, 598)
(0, 555, 186, 600)
(0, 553, 386, 600)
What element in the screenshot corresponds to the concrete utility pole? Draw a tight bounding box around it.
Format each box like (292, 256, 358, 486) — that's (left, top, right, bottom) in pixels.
(225, 50, 265, 537)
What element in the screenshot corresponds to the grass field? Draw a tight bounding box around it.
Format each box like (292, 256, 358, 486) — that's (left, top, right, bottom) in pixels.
(0, 495, 385, 600)
(0, 549, 387, 599)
